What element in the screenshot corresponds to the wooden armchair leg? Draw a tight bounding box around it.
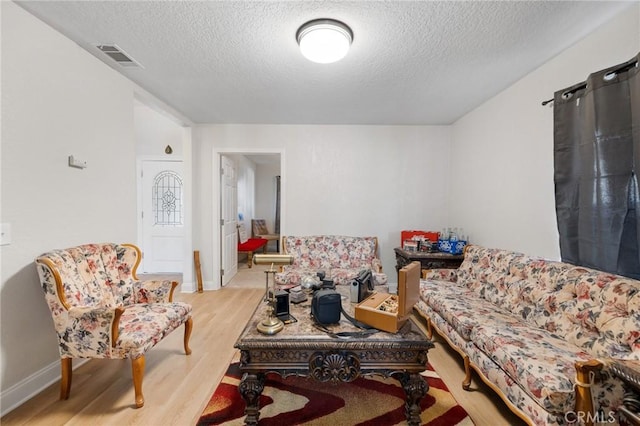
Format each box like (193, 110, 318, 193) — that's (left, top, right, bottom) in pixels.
(131, 356, 145, 408)
(425, 317, 433, 340)
(184, 317, 193, 355)
(60, 358, 72, 400)
(247, 252, 253, 268)
(462, 355, 472, 391)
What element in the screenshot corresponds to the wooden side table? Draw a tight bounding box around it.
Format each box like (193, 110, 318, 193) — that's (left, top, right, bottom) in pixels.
(394, 247, 464, 277)
(610, 359, 640, 425)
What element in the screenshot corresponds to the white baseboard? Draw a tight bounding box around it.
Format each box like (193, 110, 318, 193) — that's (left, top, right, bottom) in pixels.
(0, 358, 87, 417)
(180, 280, 196, 293)
(203, 280, 217, 291)
(186, 280, 217, 291)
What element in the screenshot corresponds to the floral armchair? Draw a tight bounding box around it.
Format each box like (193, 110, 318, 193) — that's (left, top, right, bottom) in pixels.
(35, 243, 193, 408)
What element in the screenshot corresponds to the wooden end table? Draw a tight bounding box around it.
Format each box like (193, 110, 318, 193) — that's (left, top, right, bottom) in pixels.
(610, 359, 640, 425)
(234, 286, 434, 425)
(394, 247, 464, 277)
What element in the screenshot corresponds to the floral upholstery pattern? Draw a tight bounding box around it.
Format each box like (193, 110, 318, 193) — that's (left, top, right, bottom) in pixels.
(423, 268, 458, 282)
(472, 324, 594, 414)
(113, 303, 192, 358)
(420, 279, 522, 340)
(276, 236, 388, 286)
(36, 243, 192, 360)
(416, 244, 640, 426)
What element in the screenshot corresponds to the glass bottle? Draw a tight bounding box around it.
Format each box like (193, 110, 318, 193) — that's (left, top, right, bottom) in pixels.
(450, 227, 458, 243)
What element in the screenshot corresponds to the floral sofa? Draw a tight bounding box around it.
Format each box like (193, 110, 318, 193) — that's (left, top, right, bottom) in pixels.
(417, 245, 640, 426)
(275, 235, 388, 287)
(35, 243, 193, 408)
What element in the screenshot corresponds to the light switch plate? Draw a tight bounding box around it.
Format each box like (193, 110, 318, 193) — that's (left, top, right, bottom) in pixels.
(1, 223, 11, 245)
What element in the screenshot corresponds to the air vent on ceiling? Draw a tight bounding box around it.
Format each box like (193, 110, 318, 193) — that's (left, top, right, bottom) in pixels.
(95, 44, 142, 68)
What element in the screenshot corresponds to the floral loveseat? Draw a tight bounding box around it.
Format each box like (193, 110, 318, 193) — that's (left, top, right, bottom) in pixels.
(35, 243, 193, 408)
(275, 235, 388, 287)
(417, 245, 640, 426)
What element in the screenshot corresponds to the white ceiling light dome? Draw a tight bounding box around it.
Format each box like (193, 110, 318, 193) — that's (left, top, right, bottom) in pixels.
(296, 19, 353, 64)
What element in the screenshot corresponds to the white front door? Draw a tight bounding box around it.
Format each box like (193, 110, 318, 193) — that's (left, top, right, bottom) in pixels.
(141, 160, 185, 273)
(221, 155, 238, 286)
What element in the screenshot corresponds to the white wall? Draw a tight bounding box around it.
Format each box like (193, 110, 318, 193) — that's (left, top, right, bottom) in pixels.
(255, 162, 281, 235)
(1, 1, 155, 413)
(134, 99, 185, 157)
(450, 4, 640, 260)
(193, 124, 452, 289)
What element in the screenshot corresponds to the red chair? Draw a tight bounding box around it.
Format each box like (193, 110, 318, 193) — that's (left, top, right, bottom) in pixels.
(238, 238, 268, 268)
(237, 220, 268, 268)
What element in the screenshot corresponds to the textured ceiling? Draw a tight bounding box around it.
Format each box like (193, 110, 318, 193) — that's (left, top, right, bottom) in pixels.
(16, 1, 636, 125)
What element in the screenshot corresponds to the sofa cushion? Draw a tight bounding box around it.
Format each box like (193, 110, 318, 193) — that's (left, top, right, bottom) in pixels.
(550, 268, 640, 359)
(471, 323, 595, 415)
(114, 302, 193, 358)
(456, 246, 527, 291)
(420, 280, 522, 341)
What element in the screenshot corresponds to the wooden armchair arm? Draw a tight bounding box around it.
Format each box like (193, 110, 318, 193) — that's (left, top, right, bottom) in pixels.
(111, 307, 125, 348)
(36, 257, 70, 310)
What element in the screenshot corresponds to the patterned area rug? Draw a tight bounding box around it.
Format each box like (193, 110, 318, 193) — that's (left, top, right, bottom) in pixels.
(197, 362, 474, 425)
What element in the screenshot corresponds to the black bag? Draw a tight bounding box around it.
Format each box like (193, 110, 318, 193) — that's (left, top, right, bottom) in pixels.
(310, 286, 378, 339)
(311, 288, 342, 325)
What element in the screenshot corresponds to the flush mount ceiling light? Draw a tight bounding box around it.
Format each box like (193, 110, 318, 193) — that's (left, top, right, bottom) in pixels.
(296, 19, 353, 64)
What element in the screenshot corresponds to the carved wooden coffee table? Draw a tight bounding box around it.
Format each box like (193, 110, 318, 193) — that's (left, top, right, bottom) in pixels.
(234, 287, 434, 425)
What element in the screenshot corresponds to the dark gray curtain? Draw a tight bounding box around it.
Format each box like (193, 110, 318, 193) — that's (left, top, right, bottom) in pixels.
(554, 53, 640, 278)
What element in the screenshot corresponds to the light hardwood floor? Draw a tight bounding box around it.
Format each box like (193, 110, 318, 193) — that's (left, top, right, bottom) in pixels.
(2, 264, 526, 426)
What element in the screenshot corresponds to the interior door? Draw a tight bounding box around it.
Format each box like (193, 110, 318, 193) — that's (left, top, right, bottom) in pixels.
(221, 155, 238, 286)
(141, 160, 185, 273)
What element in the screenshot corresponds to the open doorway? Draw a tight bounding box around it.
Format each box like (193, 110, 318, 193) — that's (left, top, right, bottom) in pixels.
(216, 151, 283, 287)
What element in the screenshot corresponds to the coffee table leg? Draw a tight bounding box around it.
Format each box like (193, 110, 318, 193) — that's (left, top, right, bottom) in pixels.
(397, 372, 428, 426)
(239, 372, 265, 426)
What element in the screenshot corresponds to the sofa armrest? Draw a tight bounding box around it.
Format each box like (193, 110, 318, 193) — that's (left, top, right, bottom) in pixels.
(134, 280, 179, 303)
(422, 268, 458, 282)
(372, 258, 383, 273)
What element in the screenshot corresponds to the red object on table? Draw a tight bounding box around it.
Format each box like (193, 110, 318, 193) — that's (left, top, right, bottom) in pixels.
(401, 230, 439, 246)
